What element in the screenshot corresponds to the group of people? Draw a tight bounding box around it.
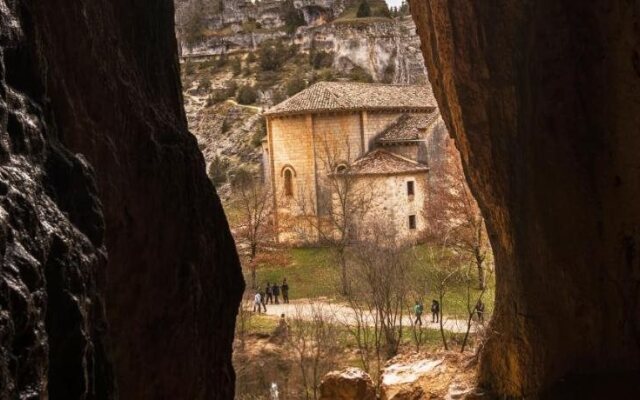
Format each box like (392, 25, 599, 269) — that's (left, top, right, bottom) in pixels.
(252, 278, 290, 313)
(412, 299, 485, 325)
(413, 300, 440, 325)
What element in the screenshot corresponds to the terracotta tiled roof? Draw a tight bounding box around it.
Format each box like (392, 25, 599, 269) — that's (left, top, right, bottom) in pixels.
(376, 112, 439, 143)
(346, 149, 429, 175)
(265, 82, 435, 116)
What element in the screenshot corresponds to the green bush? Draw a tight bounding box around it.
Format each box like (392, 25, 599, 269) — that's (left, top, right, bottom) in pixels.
(310, 50, 334, 70)
(383, 62, 396, 83)
(256, 70, 282, 89)
(285, 77, 307, 96)
(349, 66, 373, 83)
(215, 54, 228, 68)
(208, 155, 231, 186)
(237, 85, 258, 105)
(251, 119, 267, 147)
(231, 57, 242, 76)
(271, 89, 286, 105)
(221, 118, 232, 133)
(246, 52, 257, 63)
(259, 41, 298, 71)
(205, 81, 238, 106)
(196, 78, 212, 95)
(283, 0, 306, 34)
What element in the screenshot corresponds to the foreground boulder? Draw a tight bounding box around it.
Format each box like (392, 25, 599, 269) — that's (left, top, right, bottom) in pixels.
(319, 368, 376, 400)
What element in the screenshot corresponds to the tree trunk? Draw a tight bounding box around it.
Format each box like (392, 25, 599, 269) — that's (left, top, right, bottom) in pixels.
(475, 250, 486, 290)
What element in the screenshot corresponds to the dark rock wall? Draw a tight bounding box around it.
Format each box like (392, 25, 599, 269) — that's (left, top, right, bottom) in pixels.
(2, 0, 243, 399)
(411, 0, 640, 397)
(1, 3, 114, 398)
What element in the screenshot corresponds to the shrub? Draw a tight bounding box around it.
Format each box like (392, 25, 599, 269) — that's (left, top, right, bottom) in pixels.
(208, 154, 231, 186)
(231, 57, 242, 76)
(349, 66, 373, 83)
(383, 62, 396, 83)
(250, 119, 267, 147)
(237, 85, 258, 105)
(221, 118, 232, 133)
(271, 89, 286, 105)
(215, 53, 228, 68)
(196, 78, 212, 95)
(259, 41, 298, 71)
(283, 0, 306, 34)
(310, 50, 334, 70)
(356, 0, 371, 18)
(285, 77, 307, 96)
(246, 52, 257, 63)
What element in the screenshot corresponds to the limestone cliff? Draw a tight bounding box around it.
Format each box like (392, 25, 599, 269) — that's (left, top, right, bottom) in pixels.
(1, 0, 244, 399)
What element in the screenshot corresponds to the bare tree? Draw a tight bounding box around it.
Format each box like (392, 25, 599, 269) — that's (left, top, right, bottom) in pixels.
(460, 263, 493, 352)
(343, 283, 383, 387)
(427, 137, 491, 289)
(287, 303, 341, 400)
(230, 168, 273, 288)
(350, 223, 409, 359)
(295, 134, 373, 295)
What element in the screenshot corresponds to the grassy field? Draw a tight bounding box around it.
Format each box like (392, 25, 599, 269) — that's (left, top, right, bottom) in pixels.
(251, 245, 495, 318)
(255, 248, 339, 299)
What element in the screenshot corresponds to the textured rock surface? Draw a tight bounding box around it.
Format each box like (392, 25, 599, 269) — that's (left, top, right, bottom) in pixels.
(318, 367, 376, 400)
(0, 2, 114, 398)
(411, 0, 640, 397)
(2, 0, 243, 399)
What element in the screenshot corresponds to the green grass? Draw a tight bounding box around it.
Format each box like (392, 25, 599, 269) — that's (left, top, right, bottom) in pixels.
(253, 245, 496, 319)
(255, 248, 338, 299)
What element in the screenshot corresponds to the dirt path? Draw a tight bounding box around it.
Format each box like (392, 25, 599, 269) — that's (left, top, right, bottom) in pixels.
(250, 299, 478, 334)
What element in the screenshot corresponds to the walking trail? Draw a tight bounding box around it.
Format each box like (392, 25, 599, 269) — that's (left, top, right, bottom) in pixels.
(251, 299, 479, 334)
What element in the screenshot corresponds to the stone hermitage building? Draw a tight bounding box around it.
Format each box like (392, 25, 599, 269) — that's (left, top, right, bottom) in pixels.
(263, 82, 444, 243)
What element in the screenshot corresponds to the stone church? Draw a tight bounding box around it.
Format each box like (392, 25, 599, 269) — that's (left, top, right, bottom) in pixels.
(262, 82, 445, 243)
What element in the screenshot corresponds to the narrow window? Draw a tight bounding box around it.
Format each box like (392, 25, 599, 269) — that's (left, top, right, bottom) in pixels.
(284, 169, 293, 196)
(407, 181, 415, 196)
(408, 215, 417, 230)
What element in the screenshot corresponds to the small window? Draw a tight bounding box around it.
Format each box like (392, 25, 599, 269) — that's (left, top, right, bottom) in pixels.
(284, 169, 293, 196)
(407, 181, 415, 196)
(335, 164, 348, 174)
(408, 215, 417, 230)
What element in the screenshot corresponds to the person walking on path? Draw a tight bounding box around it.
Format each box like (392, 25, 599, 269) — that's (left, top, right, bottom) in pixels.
(281, 278, 290, 304)
(431, 300, 440, 323)
(272, 282, 280, 304)
(475, 300, 485, 323)
(265, 282, 273, 304)
(413, 300, 424, 325)
(259, 287, 267, 312)
(253, 292, 263, 313)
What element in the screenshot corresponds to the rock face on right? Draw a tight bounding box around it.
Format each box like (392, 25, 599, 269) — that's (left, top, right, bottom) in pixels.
(410, 1, 640, 397)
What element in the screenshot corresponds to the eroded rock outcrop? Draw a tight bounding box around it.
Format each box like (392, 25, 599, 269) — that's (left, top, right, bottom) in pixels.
(2, 0, 243, 399)
(411, 0, 640, 397)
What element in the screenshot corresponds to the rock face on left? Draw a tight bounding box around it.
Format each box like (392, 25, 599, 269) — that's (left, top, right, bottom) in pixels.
(0, 4, 114, 399)
(1, 0, 244, 399)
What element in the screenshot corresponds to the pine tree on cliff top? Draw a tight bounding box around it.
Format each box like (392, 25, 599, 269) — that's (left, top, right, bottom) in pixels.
(357, 0, 371, 18)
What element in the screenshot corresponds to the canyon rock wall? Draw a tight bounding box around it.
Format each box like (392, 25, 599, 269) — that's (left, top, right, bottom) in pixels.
(411, 0, 640, 397)
(1, 0, 243, 399)
(296, 18, 426, 84)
